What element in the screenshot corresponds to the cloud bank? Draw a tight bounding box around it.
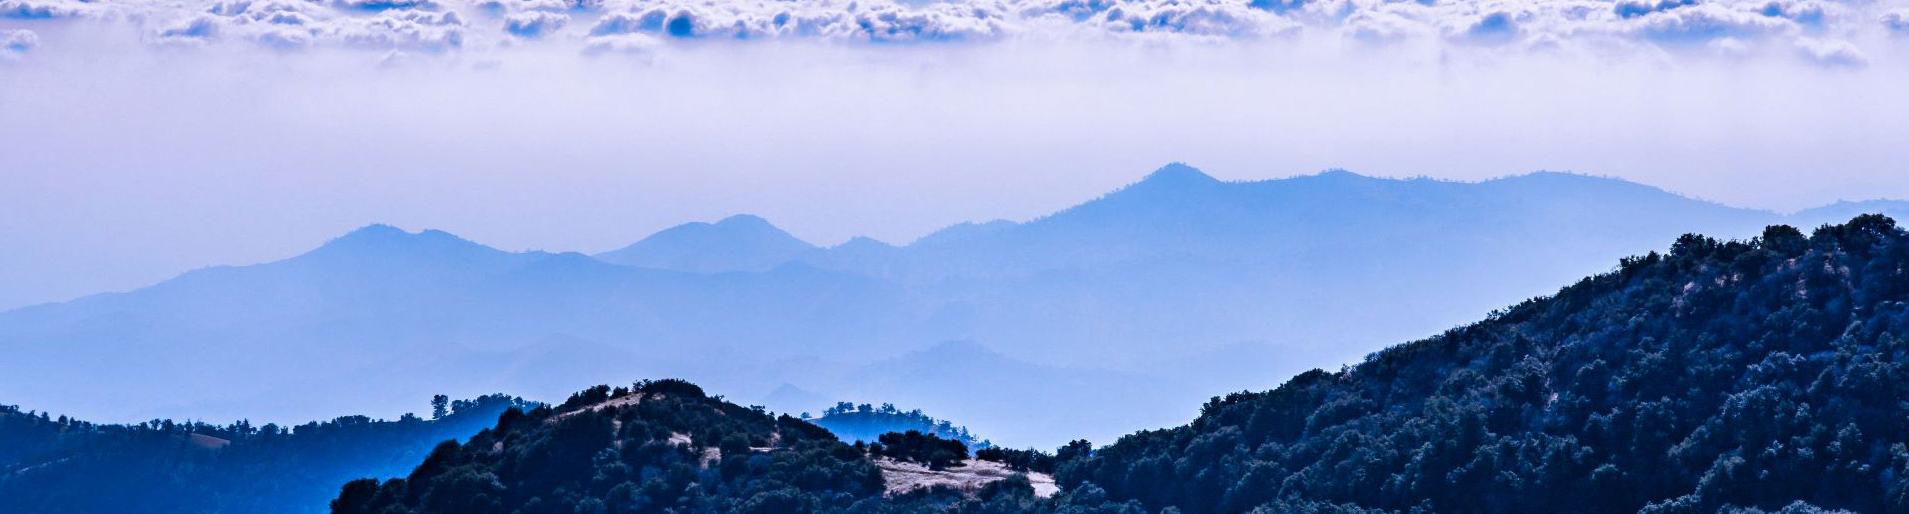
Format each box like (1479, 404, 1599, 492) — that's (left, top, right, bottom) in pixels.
(2, 0, 1905, 65)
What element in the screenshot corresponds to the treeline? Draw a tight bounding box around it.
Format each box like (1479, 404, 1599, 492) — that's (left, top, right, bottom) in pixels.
(808, 402, 987, 449)
(0, 394, 530, 514)
(869, 430, 968, 470)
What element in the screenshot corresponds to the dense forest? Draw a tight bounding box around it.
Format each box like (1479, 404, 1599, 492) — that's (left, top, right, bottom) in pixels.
(335, 215, 1909, 513)
(0, 394, 530, 514)
(807, 402, 987, 449)
(1059, 215, 1909, 513)
(329, 380, 1071, 514)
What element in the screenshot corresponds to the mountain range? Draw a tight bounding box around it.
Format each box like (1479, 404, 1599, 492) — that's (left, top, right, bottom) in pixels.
(2, 164, 1904, 447)
(328, 214, 1909, 514)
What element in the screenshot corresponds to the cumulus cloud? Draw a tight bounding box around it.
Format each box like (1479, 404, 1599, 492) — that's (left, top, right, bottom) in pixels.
(1, 28, 35, 58)
(0, 0, 1898, 63)
(1795, 37, 1866, 68)
(1068, 0, 1297, 39)
(1, 0, 88, 18)
(157, 16, 223, 43)
(1885, 10, 1909, 35)
(503, 10, 566, 37)
(578, 1, 1011, 42)
(1459, 11, 1520, 45)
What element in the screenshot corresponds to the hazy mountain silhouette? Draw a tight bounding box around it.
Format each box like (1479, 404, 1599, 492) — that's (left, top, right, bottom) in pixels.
(2, 164, 1901, 447)
(595, 214, 819, 273)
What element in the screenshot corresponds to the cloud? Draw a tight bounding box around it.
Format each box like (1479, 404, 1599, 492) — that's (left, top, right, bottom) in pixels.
(0, 0, 86, 18)
(581, 31, 659, 54)
(0, 0, 1898, 64)
(1885, 10, 1909, 35)
(1, 28, 34, 58)
(504, 10, 566, 37)
(157, 16, 223, 43)
(1076, 0, 1297, 38)
(334, 9, 465, 50)
(1460, 11, 1520, 45)
(1627, 3, 1792, 44)
(1794, 37, 1866, 68)
(332, 0, 445, 13)
(579, 1, 1010, 42)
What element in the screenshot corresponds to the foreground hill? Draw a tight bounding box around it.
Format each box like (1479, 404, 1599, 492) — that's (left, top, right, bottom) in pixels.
(0, 395, 531, 514)
(5, 165, 1906, 447)
(331, 380, 1064, 514)
(1058, 215, 1909, 513)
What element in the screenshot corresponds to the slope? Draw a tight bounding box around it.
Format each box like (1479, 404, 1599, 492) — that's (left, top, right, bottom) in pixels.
(1057, 215, 1909, 514)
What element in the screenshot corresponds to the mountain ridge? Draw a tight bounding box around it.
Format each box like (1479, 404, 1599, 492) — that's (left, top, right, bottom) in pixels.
(7, 164, 1909, 448)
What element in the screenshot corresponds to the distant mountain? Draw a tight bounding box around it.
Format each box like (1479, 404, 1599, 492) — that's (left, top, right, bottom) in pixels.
(1057, 216, 1909, 513)
(0, 395, 531, 514)
(4, 164, 1905, 447)
(0, 225, 916, 425)
(1791, 200, 1909, 228)
(595, 214, 819, 273)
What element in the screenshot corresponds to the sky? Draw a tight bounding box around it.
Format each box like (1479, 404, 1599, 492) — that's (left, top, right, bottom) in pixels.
(2, 0, 1908, 310)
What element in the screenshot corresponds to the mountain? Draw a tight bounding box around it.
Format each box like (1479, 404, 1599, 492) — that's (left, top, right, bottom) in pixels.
(0, 224, 918, 425)
(4, 164, 1905, 447)
(595, 214, 820, 273)
(337, 215, 1909, 514)
(0, 394, 532, 514)
(1792, 200, 1909, 228)
(1055, 215, 1909, 514)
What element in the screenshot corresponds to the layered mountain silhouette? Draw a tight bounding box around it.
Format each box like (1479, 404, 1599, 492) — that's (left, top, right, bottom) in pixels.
(595, 214, 819, 273)
(327, 215, 1909, 514)
(2, 164, 1904, 447)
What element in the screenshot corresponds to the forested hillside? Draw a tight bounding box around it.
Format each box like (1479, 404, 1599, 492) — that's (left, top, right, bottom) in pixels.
(329, 380, 1064, 514)
(0, 395, 530, 514)
(1059, 215, 1909, 513)
(335, 215, 1909, 514)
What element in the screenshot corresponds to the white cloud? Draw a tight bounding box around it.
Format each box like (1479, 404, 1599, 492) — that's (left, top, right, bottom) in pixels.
(504, 10, 566, 37)
(0, 0, 88, 18)
(581, 31, 659, 54)
(1626, 2, 1791, 44)
(0, 0, 1899, 64)
(1, 28, 34, 58)
(157, 16, 223, 44)
(1795, 37, 1866, 68)
(1885, 10, 1909, 35)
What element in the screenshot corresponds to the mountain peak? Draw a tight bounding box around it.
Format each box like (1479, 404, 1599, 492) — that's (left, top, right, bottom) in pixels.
(596, 215, 817, 272)
(321, 223, 470, 249)
(835, 236, 897, 250)
(335, 223, 406, 240)
(1312, 169, 1369, 180)
(299, 224, 501, 264)
(1138, 162, 1219, 186)
(715, 214, 773, 229)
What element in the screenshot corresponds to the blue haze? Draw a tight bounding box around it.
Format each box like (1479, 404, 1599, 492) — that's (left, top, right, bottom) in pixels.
(2, 165, 1905, 446)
